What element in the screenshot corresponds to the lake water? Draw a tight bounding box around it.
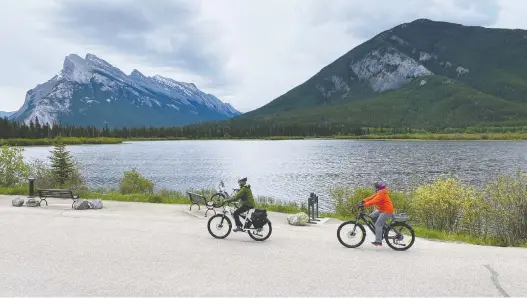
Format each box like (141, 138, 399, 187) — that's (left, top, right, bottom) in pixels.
(20, 140, 527, 210)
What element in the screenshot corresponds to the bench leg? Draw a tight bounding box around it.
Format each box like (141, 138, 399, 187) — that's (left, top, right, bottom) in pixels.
(190, 203, 200, 211)
(204, 208, 216, 217)
(39, 198, 48, 207)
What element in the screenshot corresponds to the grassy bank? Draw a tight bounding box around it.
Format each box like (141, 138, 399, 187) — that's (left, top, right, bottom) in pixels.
(130, 133, 527, 141)
(1, 133, 526, 146)
(333, 133, 527, 140)
(0, 137, 123, 146)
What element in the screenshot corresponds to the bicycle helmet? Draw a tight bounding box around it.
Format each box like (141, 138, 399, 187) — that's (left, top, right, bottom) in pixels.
(238, 177, 247, 186)
(374, 181, 386, 191)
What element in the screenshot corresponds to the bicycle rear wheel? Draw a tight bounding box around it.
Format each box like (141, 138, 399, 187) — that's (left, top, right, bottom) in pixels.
(384, 222, 415, 251)
(248, 219, 272, 241)
(337, 221, 366, 248)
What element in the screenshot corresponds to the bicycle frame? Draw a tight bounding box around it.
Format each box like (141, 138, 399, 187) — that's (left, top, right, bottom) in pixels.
(357, 210, 381, 234)
(355, 207, 396, 236)
(221, 205, 260, 231)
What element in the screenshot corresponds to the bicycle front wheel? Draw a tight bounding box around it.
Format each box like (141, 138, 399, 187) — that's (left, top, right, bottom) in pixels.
(248, 220, 272, 241)
(384, 222, 415, 251)
(337, 220, 366, 248)
(207, 214, 232, 239)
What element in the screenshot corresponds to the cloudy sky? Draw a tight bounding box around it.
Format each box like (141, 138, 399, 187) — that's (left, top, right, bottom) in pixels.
(0, 0, 526, 113)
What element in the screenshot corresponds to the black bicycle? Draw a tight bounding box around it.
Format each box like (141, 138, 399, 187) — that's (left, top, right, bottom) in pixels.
(337, 205, 415, 251)
(210, 180, 240, 208)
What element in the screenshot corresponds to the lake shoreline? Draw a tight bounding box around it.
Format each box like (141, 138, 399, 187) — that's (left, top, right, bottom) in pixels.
(2, 133, 526, 147)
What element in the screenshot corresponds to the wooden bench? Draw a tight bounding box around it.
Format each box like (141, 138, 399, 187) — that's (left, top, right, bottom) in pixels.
(38, 189, 80, 209)
(187, 192, 216, 217)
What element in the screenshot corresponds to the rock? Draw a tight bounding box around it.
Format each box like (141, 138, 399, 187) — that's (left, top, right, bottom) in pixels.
(88, 199, 103, 209)
(73, 200, 91, 210)
(12, 198, 24, 207)
(287, 212, 309, 226)
(26, 198, 40, 207)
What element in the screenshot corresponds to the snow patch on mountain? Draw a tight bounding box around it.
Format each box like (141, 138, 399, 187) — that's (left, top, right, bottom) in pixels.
(350, 47, 433, 92)
(456, 66, 470, 77)
(419, 52, 432, 61)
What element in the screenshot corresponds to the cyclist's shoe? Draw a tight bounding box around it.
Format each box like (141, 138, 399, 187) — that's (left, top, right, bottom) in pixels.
(371, 241, 382, 246)
(233, 226, 244, 232)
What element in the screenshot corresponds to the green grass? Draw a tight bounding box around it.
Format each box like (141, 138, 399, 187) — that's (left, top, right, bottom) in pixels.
(124, 133, 527, 141)
(411, 226, 505, 246)
(332, 133, 527, 140)
(0, 137, 123, 146)
(0, 185, 28, 195)
(3, 131, 527, 146)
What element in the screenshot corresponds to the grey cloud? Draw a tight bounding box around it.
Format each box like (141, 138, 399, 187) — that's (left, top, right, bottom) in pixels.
(50, 0, 226, 84)
(308, 0, 501, 39)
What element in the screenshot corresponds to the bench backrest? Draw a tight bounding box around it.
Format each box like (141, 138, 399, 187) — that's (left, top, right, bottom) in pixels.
(187, 192, 207, 203)
(38, 189, 74, 199)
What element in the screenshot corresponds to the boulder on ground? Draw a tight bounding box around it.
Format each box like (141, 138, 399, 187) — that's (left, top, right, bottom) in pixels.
(12, 198, 24, 207)
(88, 199, 103, 209)
(287, 212, 309, 226)
(73, 200, 90, 210)
(26, 198, 40, 207)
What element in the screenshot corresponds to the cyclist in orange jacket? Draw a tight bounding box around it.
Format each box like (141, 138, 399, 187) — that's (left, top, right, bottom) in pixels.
(357, 182, 394, 246)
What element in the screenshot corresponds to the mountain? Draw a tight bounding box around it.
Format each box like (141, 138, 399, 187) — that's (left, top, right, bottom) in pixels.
(10, 54, 240, 128)
(240, 19, 527, 129)
(0, 111, 14, 118)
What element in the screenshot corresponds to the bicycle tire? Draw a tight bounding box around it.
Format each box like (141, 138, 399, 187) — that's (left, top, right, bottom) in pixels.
(207, 214, 232, 239)
(337, 220, 366, 248)
(210, 193, 226, 208)
(384, 222, 415, 251)
(248, 219, 272, 241)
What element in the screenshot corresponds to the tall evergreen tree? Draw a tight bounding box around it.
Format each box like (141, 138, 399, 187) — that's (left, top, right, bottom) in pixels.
(49, 142, 75, 188)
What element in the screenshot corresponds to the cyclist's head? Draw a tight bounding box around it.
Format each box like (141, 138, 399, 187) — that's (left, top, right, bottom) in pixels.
(374, 182, 386, 191)
(238, 177, 247, 187)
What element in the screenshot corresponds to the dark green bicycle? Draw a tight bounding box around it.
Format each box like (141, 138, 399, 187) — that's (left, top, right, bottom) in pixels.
(337, 205, 415, 251)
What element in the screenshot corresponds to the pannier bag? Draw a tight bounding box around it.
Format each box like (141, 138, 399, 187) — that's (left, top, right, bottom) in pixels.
(251, 209, 268, 229)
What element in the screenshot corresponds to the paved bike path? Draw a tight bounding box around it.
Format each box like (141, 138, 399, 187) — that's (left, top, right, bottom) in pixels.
(1, 196, 525, 296)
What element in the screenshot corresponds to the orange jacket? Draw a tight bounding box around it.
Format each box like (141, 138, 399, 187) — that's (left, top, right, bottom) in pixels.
(363, 189, 394, 213)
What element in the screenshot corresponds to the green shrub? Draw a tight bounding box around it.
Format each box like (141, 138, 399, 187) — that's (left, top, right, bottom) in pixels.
(330, 186, 374, 217)
(148, 195, 163, 203)
(410, 177, 482, 233)
(484, 172, 527, 246)
(255, 196, 303, 214)
(119, 169, 154, 194)
(28, 159, 55, 190)
(0, 145, 30, 187)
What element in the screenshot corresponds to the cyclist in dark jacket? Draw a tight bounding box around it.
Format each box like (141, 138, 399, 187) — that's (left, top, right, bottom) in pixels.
(225, 177, 255, 232)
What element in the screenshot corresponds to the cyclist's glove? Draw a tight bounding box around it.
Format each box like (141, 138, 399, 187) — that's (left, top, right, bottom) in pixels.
(357, 201, 364, 207)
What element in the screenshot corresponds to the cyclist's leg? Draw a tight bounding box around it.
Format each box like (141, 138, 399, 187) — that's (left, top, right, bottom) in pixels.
(373, 212, 391, 244)
(233, 208, 243, 227)
(369, 209, 379, 223)
(233, 205, 251, 230)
